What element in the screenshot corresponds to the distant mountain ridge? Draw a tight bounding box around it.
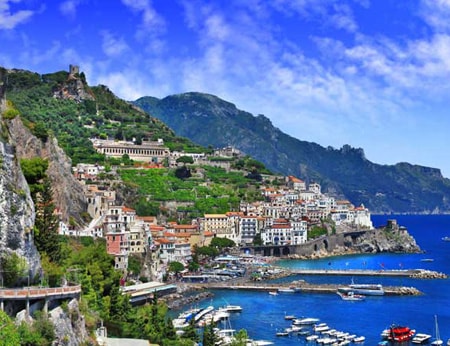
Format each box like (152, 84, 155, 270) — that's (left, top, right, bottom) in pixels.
(134, 92, 450, 214)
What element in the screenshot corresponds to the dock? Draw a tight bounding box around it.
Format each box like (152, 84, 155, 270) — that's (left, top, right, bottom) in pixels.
(181, 267, 449, 296)
(187, 281, 422, 296)
(289, 268, 447, 278)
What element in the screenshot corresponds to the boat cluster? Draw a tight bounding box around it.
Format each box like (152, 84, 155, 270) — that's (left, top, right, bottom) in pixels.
(277, 316, 365, 345)
(173, 304, 242, 329)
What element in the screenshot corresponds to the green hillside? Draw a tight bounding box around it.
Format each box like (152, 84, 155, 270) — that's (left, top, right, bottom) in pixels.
(2, 67, 202, 165)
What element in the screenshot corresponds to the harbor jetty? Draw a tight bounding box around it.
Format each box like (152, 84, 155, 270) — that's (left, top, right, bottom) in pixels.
(180, 268, 448, 298)
(186, 281, 422, 296)
(289, 268, 447, 279)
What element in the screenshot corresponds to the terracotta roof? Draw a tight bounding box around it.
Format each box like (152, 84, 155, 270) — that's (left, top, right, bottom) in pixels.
(203, 231, 214, 237)
(173, 224, 198, 230)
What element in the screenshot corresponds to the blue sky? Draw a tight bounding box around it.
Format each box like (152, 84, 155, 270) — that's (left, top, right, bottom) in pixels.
(1, 0, 450, 178)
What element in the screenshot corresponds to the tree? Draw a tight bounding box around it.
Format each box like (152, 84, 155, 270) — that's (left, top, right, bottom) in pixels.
(0, 310, 20, 346)
(195, 246, 219, 258)
(230, 329, 249, 346)
(168, 261, 185, 274)
(20, 158, 49, 197)
(202, 319, 219, 346)
(210, 237, 236, 249)
(34, 177, 62, 264)
(1, 252, 27, 287)
(176, 156, 194, 164)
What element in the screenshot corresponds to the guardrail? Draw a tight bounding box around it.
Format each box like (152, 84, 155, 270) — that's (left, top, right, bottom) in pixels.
(0, 285, 82, 300)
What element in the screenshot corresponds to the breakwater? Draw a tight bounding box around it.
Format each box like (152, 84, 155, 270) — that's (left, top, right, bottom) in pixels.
(289, 268, 447, 278)
(186, 281, 422, 296)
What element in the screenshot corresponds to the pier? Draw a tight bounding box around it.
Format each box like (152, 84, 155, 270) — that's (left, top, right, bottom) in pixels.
(289, 268, 447, 278)
(187, 281, 422, 296)
(181, 267, 448, 297)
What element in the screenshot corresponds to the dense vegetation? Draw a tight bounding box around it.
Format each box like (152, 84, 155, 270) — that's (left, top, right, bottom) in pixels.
(119, 164, 265, 221)
(4, 69, 204, 165)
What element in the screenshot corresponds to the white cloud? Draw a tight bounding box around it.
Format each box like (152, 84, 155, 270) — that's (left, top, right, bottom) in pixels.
(121, 0, 165, 36)
(101, 31, 129, 57)
(59, 0, 83, 18)
(0, 0, 34, 30)
(421, 0, 450, 32)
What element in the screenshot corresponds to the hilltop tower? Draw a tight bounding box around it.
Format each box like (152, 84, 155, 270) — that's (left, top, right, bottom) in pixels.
(69, 64, 79, 75)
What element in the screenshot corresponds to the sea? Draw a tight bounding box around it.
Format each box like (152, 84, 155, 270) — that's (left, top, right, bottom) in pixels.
(181, 215, 450, 345)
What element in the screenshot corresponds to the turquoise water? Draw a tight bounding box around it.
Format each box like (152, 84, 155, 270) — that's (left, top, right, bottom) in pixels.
(189, 215, 450, 345)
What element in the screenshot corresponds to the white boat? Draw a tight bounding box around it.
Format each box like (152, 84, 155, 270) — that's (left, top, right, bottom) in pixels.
(442, 236, 450, 241)
(284, 314, 295, 320)
(353, 336, 365, 343)
(219, 304, 243, 313)
(246, 340, 274, 346)
(347, 283, 384, 296)
(306, 334, 319, 341)
(313, 323, 330, 333)
(268, 291, 278, 296)
(431, 315, 443, 345)
(336, 290, 365, 301)
(292, 317, 320, 325)
(412, 333, 432, 344)
(278, 288, 295, 293)
(194, 305, 215, 323)
(275, 330, 289, 337)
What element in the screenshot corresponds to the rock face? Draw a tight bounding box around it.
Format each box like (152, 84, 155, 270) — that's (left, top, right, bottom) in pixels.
(343, 219, 421, 254)
(53, 65, 95, 102)
(50, 299, 90, 346)
(0, 101, 41, 278)
(7, 117, 87, 227)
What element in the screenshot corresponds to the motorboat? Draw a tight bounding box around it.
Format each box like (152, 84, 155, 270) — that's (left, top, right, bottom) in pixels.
(219, 304, 243, 313)
(442, 236, 450, 241)
(353, 336, 365, 343)
(275, 330, 289, 337)
(306, 334, 319, 342)
(277, 287, 295, 293)
(337, 290, 365, 301)
(420, 258, 434, 262)
(348, 283, 384, 296)
(313, 323, 330, 333)
(246, 340, 274, 346)
(284, 315, 295, 320)
(268, 291, 278, 296)
(412, 333, 432, 344)
(292, 317, 320, 325)
(383, 324, 415, 342)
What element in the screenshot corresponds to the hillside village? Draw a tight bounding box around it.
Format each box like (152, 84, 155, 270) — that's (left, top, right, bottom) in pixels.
(66, 137, 373, 279)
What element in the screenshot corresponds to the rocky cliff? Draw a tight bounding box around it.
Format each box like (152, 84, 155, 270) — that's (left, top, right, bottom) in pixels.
(0, 98, 41, 279)
(50, 299, 91, 346)
(7, 117, 87, 227)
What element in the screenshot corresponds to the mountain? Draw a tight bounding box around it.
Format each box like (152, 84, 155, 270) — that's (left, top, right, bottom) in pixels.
(134, 92, 450, 214)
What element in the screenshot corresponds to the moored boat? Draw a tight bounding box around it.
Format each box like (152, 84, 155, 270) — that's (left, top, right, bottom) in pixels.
(348, 283, 385, 296)
(412, 333, 432, 344)
(431, 315, 443, 345)
(383, 324, 415, 342)
(219, 304, 243, 313)
(336, 291, 365, 301)
(292, 317, 320, 325)
(442, 236, 450, 241)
